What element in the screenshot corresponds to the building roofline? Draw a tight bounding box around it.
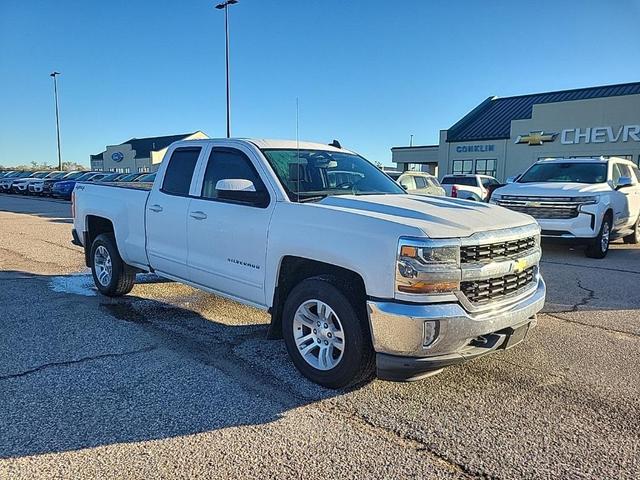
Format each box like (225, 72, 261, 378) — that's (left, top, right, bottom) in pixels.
(492, 80, 640, 101)
(391, 144, 438, 150)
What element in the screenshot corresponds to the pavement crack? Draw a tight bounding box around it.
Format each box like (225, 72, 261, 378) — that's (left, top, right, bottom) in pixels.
(0, 345, 157, 381)
(318, 402, 481, 479)
(540, 259, 640, 275)
(573, 280, 596, 311)
(542, 312, 639, 338)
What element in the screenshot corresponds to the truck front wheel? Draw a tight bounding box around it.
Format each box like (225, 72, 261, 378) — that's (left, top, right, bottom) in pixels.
(282, 276, 375, 389)
(585, 214, 612, 259)
(90, 233, 136, 296)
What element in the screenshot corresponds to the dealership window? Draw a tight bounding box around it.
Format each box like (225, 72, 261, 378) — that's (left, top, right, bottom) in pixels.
(452, 160, 473, 174)
(138, 166, 150, 173)
(475, 159, 497, 177)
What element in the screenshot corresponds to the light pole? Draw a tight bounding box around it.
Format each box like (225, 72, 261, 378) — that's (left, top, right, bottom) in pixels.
(215, 0, 238, 138)
(50, 71, 62, 170)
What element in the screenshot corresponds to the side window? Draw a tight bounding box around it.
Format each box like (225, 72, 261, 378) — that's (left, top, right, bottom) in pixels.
(414, 176, 427, 188)
(399, 176, 413, 189)
(632, 165, 640, 183)
(201, 148, 268, 206)
(162, 148, 201, 196)
(618, 164, 635, 183)
(611, 163, 623, 185)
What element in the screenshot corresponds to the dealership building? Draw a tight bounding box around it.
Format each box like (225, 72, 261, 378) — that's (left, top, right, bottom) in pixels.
(392, 82, 640, 181)
(90, 131, 208, 173)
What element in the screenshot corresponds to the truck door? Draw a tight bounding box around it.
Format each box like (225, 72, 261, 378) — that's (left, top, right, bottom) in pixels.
(187, 146, 274, 306)
(145, 147, 202, 280)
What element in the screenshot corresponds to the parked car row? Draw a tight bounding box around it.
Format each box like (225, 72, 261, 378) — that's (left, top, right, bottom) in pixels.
(0, 170, 156, 200)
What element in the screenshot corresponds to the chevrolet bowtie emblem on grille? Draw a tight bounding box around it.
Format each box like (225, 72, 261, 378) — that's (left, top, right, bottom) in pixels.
(525, 201, 542, 207)
(511, 258, 527, 273)
(515, 131, 557, 145)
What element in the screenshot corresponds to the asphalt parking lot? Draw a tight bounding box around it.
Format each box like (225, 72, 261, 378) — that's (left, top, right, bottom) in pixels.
(0, 194, 638, 479)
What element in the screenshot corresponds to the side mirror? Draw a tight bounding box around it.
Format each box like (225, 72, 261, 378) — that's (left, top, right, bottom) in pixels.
(506, 174, 520, 184)
(615, 176, 634, 190)
(215, 179, 269, 207)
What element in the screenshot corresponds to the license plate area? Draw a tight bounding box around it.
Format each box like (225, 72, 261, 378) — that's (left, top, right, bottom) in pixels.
(501, 323, 530, 350)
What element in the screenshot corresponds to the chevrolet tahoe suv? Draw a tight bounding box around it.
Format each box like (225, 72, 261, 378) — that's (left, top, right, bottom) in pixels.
(72, 138, 546, 388)
(491, 157, 640, 258)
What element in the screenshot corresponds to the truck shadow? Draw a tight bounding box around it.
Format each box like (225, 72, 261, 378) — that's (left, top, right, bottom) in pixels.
(0, 271, 340, 459)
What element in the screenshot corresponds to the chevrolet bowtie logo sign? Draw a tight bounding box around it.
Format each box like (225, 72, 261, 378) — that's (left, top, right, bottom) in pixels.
(511, 258, 528, 274)
(515, 131, 557, 145)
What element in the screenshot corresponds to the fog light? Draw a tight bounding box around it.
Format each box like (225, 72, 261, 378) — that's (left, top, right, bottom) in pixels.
(423, 321, 438, 347)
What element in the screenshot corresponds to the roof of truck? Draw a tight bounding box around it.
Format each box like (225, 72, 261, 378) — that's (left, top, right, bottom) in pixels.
(175, 138, 352, 153)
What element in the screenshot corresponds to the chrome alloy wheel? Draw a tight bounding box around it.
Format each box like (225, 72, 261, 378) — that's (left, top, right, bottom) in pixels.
(293, 300, 345, 371)
(94, 245, 113, 287)
(601, 220, 611, 252)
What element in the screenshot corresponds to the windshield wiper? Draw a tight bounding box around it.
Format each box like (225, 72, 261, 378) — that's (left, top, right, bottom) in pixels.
(297, 194, 327, 203)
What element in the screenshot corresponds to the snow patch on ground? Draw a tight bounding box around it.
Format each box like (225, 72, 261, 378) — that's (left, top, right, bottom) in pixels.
(49, 274, 97, 296)
(48, 272, 168, 296)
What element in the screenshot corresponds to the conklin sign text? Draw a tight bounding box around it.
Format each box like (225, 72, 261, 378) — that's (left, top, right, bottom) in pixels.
(455, 144, 496, 153)
(561, 125, 640, 144)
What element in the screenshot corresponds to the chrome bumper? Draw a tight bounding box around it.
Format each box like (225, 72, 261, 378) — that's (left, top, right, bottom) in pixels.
(367, 277, 545, 378)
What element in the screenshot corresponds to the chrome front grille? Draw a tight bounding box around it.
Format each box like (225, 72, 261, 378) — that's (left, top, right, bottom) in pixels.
(461, 236, 536, 263)
(495, 196, 580, 220)
(461, 266, 536, 306)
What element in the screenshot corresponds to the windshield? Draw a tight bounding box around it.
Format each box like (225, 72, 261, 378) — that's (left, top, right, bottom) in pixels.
(136, 173, 156, 182)
(262, 149, 404, 201)
(45, 172, 66, 179)
(97, 173, 120, 182)
(118, 173, 139, 181)
(441, 176, 478, 186)
(61, 171, 86, 180)
(518, 162, 607, 184)
(75, 172, 98, 181)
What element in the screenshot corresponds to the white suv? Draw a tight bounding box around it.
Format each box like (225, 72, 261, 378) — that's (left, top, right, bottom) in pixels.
(491, 157, 640, 258)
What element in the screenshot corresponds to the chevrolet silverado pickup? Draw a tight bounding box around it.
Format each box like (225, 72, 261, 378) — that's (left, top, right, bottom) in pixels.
(72, 138, 546, 388)
(492, 157, 640, 258)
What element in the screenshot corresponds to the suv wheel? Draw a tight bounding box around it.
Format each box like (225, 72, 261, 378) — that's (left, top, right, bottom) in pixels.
(90, 233, 136, 296)
(623, 214, 640, 244)
(586, 214, 612, 259)
(282, 276, 375, 389)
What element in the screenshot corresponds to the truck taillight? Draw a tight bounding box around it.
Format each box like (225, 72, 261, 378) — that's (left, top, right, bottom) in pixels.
(451, 185, 458, 198)
(71, 191, 76, 218)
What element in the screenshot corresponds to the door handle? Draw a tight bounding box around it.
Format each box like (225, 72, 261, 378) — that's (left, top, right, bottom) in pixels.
(190, 211, 208, 220)
(148, 204, 163, 213)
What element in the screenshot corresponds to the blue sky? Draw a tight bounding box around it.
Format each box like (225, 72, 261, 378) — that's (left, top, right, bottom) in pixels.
(1, 0, 640, 167)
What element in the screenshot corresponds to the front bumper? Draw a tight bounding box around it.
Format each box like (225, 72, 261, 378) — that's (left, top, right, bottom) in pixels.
(29, 184, 44, 193)
(367, 277, 546, 381)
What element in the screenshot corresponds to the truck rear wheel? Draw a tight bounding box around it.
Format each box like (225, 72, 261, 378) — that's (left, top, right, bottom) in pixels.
(282, 276, 375, 389)
(90, 233, 136, 296)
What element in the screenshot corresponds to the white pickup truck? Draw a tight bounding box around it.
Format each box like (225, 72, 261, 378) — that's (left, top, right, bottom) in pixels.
(440, 174, 501, 202)
(72, 138, 546, 388)
(491, 157, 640, 258)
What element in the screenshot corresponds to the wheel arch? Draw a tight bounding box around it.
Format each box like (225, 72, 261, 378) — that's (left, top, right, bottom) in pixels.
(267, 256, 367, 340)
(84, 215, 115, 266)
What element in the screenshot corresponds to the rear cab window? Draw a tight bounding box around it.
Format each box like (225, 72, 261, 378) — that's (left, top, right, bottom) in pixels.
(441, 176, 477, 186)
(161, 148, 202, 196)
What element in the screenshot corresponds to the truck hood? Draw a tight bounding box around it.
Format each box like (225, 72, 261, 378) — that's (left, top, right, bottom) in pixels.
(494, 182, 611, 197)
(316, 194, 535, 239)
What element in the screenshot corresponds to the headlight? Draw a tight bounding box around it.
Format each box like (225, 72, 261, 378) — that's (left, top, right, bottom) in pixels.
(577, 195, 598, 204)
(396, 238, 461, 301)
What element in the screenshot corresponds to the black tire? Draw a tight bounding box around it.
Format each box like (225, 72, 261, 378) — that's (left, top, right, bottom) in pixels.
(586, 213, 612, 259)
(282, 275, 375, 389)
(90, 233, 136, 296)
(623, 214, 640, 244)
